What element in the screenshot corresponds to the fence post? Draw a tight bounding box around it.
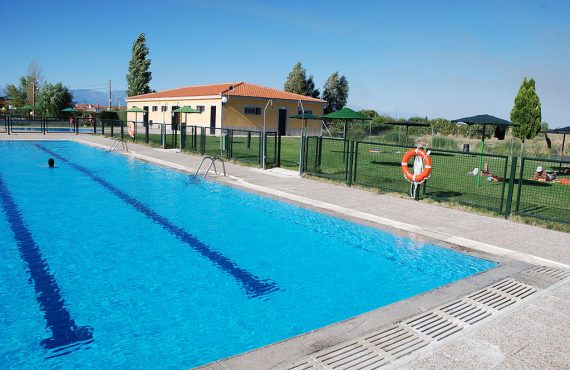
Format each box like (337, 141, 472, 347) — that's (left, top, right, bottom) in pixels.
(145, 121, 150, 144)
(277, 134, 281, 167)
(499, 156, 509, 213)
(75, 117, 79, 135)
(347, 141, 354, 186)
(299, 135, 305, 175)
(504, 156, 518, 219)
(514, 157, 525, 215)
(353, 141, 359, 183)
(200, 127, 206, 154)
(180, 123, 186, 150)
(344, 139, 351, 183)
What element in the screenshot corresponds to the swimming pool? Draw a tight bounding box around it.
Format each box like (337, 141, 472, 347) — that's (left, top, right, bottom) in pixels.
(0, 140, 497, 368)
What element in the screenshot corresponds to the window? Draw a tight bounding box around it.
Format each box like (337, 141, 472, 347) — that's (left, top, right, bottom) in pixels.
(161, 106, 168, 112)
(196, 105, 205, 113)
(245, 107, 261, 115)
(152, 106, 158, 112)
(171, 106, 179, 111)
(297, 109, 313, 115)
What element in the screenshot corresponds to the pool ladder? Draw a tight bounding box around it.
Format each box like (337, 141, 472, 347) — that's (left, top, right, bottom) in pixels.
(195, 156, 227, 177)
(109, 138, 128, 152)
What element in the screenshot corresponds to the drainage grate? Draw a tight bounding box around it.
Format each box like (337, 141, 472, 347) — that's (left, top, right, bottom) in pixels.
(523, 266, 570, 282)
(314, 340, 389, 369)
(439, 300, 492, 325)
(403, 312, 463, 341)
(467, 278, 536, 310)
(289, 278, 539, 370)
(365, 325, 429, 359)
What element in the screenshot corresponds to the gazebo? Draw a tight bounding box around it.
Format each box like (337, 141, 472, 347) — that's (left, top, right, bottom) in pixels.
(452, 114, 512, 186)
(172, 106, 201, 149)
(322, 108, 371, 139)
(543, 125, 570, 172)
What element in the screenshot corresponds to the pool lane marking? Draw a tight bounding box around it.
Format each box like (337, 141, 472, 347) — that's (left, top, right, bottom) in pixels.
(0, 174, 94, 351)
(35, 144, 278, 298)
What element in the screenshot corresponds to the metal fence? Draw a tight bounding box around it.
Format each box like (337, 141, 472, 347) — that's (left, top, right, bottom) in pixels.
(304, 136, 569, 224)
(513, 157, 570, 223)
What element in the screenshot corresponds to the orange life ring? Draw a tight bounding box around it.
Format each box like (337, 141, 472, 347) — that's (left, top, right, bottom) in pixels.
(127, 122, 136, 138)
(401, 148, 432, 183)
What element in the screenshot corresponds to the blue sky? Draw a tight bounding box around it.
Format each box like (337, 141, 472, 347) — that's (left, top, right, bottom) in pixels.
(2, 0, 569, 127)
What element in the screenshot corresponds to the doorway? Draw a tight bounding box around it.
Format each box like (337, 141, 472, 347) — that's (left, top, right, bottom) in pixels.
(210, 106, 216, 134)
(278, 108, 287, 136)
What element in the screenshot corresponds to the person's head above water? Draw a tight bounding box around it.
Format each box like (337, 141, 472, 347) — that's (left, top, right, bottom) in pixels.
(48, 158, 55, 168)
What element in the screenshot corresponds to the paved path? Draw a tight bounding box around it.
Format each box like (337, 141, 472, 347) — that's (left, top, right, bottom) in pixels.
(4, 134, 569, 368)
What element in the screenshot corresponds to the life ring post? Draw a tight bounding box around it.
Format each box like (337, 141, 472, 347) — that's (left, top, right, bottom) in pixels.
(401, 148, 432, 200)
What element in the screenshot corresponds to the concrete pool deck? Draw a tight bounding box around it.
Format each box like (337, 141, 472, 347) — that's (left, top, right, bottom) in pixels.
(2, 134, 569, 369)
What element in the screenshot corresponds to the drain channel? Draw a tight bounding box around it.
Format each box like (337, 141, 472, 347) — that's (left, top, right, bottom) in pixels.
(287, 270, 566, 370)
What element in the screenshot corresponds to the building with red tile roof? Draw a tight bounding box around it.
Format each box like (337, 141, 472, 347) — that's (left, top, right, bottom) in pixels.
(126, 82, 326, 136)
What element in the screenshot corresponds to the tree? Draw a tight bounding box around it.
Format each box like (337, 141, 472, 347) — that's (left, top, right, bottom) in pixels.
(126, 33, 152, 96)
(4, 61, 43, 108)
(322, 72, 349, 114)
(37, 83, 73, 118)
(284, 62, 320, 98)
(25, 61, 43, 106)
(284, 62, 306, 95)
(305, 75, 320, 98)
(5, 77, 28, 107)
(510, 77, 542, 155)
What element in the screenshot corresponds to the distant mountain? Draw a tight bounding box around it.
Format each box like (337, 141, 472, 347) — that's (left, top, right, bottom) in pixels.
(71, 89, 127, 107)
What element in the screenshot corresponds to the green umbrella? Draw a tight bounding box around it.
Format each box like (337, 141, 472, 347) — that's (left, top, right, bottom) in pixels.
(452, 115, 512, 186)
(61, 107, 78, 113)
(20, 104, 36, 110)
(126, 106, 146, 123)
(172, 106, 200, 125)
(172, 106, 201, 149)
(172, 106, 200, 114)
(322, 108, 371, 139)
(125, 106, 146, 113)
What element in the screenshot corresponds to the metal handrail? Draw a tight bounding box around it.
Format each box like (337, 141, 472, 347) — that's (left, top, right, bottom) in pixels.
(109, 138, 128, 152)
(195, 156, 227, 177)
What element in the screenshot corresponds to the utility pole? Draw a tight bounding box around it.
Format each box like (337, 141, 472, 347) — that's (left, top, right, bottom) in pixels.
(108, 80, 112, 111)
(32, 80, 36, 118)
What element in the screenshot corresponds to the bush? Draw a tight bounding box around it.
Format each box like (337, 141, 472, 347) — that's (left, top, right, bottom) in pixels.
(430, 136, 459, 150)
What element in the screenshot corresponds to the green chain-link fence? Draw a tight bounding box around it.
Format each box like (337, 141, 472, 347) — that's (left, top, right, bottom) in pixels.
(304, 136, 569, 224)
(513, 157, 570, 223)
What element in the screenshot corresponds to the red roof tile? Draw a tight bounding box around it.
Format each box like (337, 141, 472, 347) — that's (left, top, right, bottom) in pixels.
(127, 82, 326, 103)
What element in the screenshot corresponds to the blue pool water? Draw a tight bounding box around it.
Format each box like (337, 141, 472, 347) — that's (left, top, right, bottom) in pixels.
(0, 141, 496, 368)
